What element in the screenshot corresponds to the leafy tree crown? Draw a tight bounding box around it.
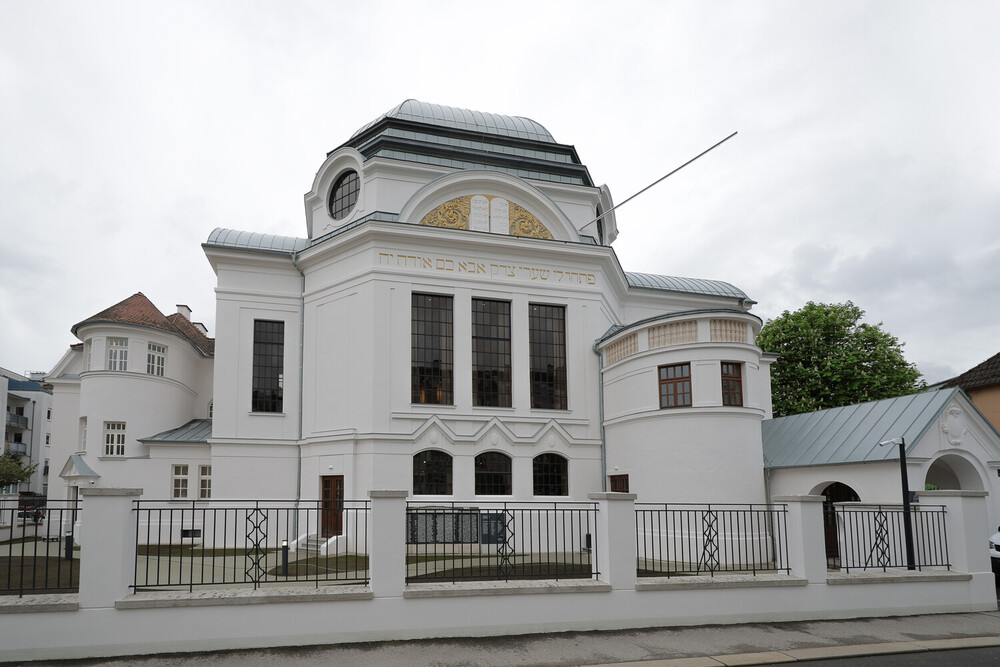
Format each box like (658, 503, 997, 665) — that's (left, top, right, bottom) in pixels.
(757, 301, 924, 417)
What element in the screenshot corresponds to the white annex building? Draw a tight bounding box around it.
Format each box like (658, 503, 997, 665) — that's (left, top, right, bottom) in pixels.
(46, 100, 775, 530)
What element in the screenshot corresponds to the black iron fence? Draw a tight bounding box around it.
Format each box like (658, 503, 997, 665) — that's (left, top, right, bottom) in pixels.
(405, 501, 598, 583)
(826, 503, 950, 572)
(635, 503, 790, 577)
(1, 499, 81, 597)
(132, 499, 370, 591)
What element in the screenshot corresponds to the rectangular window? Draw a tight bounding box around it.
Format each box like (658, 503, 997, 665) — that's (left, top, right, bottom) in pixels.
(529, 304, 567, 410)
(172, 464, 189, 499)
(721, 362, 744, 407)
(107, 337, 128, 371)
(103, 421, 126, 456)
(147, 343, 167, 376)
(79, 417, 87, 452)
(199, 465, 212, 499)
(46, 408, 52, 420)
(472, 299, 511, 407)
(411, 293, 453, 405)
(252, 320, 284, 413)
(609, 474, 630, 493)
(659, 363, 692, 408)
(84, 339, 92, 370)
(45, 433, 50, 445)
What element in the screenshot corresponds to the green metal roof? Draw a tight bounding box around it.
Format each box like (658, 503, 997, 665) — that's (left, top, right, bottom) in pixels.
(351, 100, 556, 144)
(625, 272, 751, 301)
(142, 419, 213, 444)
(205, 228, 308, 253)
(762, 389, 959, 469)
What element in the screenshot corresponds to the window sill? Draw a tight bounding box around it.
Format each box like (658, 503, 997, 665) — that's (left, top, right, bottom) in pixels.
(247, 412, 286, 417)
(98, 456, 128, 461)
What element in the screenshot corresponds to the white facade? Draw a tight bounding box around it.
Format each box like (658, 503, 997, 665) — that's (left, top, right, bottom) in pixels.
(203, 100, 774, 513)
(47, 101, 775, 519)
(46, 298, 214, 505)
(2, 368, 53, 495)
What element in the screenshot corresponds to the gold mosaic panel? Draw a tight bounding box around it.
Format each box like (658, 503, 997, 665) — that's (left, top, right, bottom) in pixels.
(419, 195, 552, 239)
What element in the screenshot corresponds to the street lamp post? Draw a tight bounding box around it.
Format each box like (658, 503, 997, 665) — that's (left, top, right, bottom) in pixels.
(879, 437, 916, 570)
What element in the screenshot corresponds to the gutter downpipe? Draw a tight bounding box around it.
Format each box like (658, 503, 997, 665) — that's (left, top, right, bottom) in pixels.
(291, 251, 306, 538)
(596, 347, 607, 492)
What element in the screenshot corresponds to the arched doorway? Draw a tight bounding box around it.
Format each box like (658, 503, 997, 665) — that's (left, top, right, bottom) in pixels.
(816, 482, 860, 568)
(925, 454, 985, 491)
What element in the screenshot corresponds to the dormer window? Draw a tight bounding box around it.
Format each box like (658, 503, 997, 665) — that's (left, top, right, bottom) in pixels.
(329, 170, 359, 220)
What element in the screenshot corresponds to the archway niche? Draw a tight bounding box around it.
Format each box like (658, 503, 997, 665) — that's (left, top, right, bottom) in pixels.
(925, 454, 984, 491)
(815, 481, 861, 568)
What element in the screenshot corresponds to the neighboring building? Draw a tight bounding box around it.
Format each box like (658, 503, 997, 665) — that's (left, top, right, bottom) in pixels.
(46, 294, 214, 506)
(763, 388, 1000, 553)
(938, 352, 1000, 432)
(49, 100, 775, 546)
(2, 367, 53, 495)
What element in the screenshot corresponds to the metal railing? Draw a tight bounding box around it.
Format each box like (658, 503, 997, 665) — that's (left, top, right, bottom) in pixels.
(132, 499, 370, 591)
(5, 412, 29, 428)
(405, 501, 598, 583)
(827, 503, 950, 572)
(1, 499, 81, 597)
(636, 503, 790, 577)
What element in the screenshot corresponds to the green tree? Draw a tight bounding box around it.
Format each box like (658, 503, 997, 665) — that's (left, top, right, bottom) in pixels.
(0, 452, 38, 489)
(757, 301, 924, 417)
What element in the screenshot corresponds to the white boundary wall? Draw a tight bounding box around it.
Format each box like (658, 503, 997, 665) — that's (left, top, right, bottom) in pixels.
(0, 490, 995, 662)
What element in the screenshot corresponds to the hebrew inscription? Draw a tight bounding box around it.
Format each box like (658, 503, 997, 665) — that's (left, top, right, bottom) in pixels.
(377, 251, 597, 286)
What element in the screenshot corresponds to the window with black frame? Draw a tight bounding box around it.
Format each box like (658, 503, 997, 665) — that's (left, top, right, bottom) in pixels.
(252, 320, 284, 413)
(533, 453, 568, 496)
(475, 452, 512, 495)
(529, 303, 567, 409)
(413, 450, 453, 495)
(472, 298, 511, 407)
(411, 293, 453, 404)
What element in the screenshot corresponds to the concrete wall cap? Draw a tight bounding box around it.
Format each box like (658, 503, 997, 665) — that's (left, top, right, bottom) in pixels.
(368, 490, 409, 499)
(79, 488, 143, 497)
(772, 495, 825, 503)
(588, 492, 637, 501)
(918, 490, 989, 498)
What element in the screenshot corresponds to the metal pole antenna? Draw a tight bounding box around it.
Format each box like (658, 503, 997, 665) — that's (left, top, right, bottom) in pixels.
(585, 131, 738, 227)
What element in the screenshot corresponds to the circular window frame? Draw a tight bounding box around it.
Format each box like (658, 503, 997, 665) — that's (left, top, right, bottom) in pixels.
(328, 169, 360, 220)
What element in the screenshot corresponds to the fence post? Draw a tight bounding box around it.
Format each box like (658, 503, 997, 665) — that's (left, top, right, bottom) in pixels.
(369, 490, 408, 597)
(917, 490, 990, 573)
(773, 495, 826, 583)
(77, 487, 142, 608)
(588, 492, 636, 590)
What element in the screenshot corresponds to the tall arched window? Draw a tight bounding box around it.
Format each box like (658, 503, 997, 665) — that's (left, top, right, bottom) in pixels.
(533, 453, 568, 496)
(475, 452, 512, 495)
(413, 450, 452, 495)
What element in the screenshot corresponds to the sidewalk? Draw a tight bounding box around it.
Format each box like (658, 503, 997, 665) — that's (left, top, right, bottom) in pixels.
(25, 609, 1000, 666)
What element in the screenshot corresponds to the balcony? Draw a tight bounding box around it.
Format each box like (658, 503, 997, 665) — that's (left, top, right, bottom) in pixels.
(4, 441, 27, 455)
(6, 412, 28, 429)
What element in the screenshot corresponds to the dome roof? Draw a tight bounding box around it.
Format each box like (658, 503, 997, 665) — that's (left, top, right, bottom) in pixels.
(351, 100, 556, 144)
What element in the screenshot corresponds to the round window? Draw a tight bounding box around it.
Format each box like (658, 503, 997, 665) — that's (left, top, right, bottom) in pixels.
(329, 170, 359, 220)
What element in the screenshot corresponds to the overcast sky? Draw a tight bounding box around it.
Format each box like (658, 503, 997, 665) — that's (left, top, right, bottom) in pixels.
(1, 1, 997, 384)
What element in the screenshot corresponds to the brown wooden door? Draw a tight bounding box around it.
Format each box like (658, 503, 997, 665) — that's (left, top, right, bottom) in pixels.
(321, 475, 344, 538)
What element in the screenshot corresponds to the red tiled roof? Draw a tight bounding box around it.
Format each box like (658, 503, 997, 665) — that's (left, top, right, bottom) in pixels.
(72, 292, 214, 357)
(940, 351, 1000, 391)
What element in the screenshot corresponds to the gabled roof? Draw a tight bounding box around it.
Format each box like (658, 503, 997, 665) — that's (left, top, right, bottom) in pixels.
(71, 293, 214, 356)
(763, 388, 960, 469)
(940, 351, 1000, 391)
(140, 419, 212, 444)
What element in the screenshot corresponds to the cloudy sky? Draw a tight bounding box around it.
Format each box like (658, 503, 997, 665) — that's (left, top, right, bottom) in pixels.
(1, 1, 997, 384)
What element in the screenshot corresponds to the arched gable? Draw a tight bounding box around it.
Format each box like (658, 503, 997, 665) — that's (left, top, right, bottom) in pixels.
(398, 170, 580, 243)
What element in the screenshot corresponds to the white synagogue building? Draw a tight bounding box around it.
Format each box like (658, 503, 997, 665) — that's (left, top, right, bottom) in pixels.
(46, 100, 775, 536)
